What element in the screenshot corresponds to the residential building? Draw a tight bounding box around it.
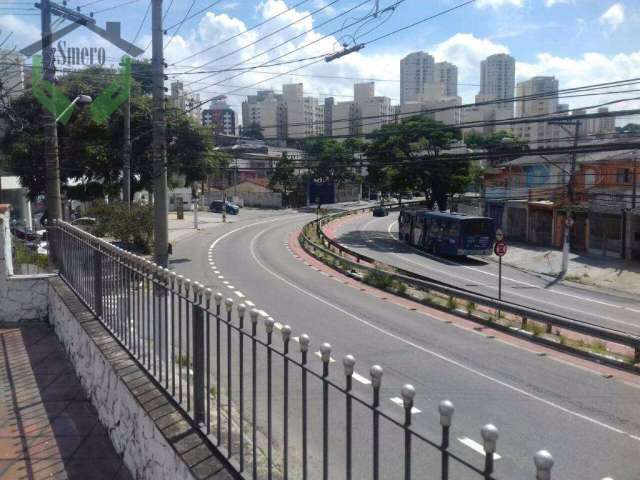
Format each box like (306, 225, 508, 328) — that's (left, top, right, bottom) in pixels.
(400, 51, 435, 105)
(511, 76, 567, 149)
(434, 62, 458, 98)
(324, 97, 334, 137)
(332, 101, 358, 136)
(202, 98, 236, 136)
(573, 107, 616, 137)
(323, 83, 393, 136)
(0, 51, 25, 101)
(401, 96, 462, 126)
(242, 90, 281, 139)
(478, 53, 515, 112)
(169, 81, 201, 124)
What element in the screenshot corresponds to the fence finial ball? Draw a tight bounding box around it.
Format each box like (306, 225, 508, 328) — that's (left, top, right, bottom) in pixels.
(534, 450, 554, 478)
(249, 308, 259, 324)
(264, 316, 275, 334)
(343, 355, 355, 376)
(320, 343, 332, 362)
(370, 365, 383, 387)
(281, 325, 292, 342)
(214, 292, 223, 305)
(401, 384, 416, 406)
(225, 297, 234, 311)
(299, 334, 310, 352)
(438, 400, 455, 427)
(481, 424, 499, 453)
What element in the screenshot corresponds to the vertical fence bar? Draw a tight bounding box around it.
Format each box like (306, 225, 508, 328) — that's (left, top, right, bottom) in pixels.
(299, 334, 310, 480)
(177, 276, 184, 405)
(214, 293, 222, 444)
(225, 298, 234, 457)
(343, 355, 355, 480)
(250, 309, 259, 480)
(439, 400, 454, 480)
(94, 247, 103, 318)
(370, 365, 383, 480)
(281, 325, 292, 480)
(481, 424, 499, 478)
(185, 279, 192, 412)
(320, 343, 332, 480)
(265, 317, 275, 480)
(237, 304, 246, 472)
(170, 272, 177, 396)
(205, 289, 213, 435)
(401, 385, 415, 480)
(193, 286, 205, 426)
(163, 268, 170, 390)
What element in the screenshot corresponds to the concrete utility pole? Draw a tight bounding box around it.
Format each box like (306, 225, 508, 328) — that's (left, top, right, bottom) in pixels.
(561, 120, 580, 275)
(40, 0, 63, 223)
(152, 0, 168, 266)
(633, 155, 637, 210)
(123, 94, 131, 206)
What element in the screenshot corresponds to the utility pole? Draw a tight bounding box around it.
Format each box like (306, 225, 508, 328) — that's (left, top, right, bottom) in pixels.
(633, 155, 637, 210)
(40, 0, 63, 223)
(561, 120, 580, 275)
(122, 94, 131, 206)
(152, 0, 168, 267)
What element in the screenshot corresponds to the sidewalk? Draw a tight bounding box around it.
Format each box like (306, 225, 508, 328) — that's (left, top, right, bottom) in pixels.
(168, 211, 223, 243)
(0, 324, 132, 479)
(491, 243, 640, 296)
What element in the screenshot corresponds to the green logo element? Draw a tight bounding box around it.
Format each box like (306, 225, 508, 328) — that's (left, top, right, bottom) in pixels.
(32, 55, 132, 125)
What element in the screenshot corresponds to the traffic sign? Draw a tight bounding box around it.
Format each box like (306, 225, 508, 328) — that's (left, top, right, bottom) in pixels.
(494, 241, 507, 257)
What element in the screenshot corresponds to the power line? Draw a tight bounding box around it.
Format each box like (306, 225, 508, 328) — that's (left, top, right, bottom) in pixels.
(164, 0, 224, 31)
(163, 0, 197, 49)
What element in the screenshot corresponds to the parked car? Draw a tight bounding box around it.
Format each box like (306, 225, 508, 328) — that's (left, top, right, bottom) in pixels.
(209, 200, 239, 215)
(372, 206, 389, 217)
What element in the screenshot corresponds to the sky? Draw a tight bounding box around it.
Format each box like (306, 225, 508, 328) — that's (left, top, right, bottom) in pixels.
(1, 0, 639, 124)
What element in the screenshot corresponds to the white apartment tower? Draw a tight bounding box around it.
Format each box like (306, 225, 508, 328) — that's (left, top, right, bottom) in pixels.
(400, 51, 435, 105)
(434, 62, 458, 98)
(478, 53, 515, 112)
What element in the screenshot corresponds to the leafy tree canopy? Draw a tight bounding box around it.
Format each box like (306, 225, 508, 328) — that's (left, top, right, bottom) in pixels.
(269, 152, 298, 195)
(240, 122, 264, 140)
(2, 65, 222, 200)
(303, 137, 361, 185)
(365, 115, 467, 209)
(464, 130, 528, 165)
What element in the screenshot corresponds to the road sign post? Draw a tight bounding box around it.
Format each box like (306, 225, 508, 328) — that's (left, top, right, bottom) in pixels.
(494, 229, 507, 305)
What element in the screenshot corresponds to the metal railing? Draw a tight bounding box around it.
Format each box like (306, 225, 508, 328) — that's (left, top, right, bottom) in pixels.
(304, 204, 640, 365)
(48, 219, 561, 479)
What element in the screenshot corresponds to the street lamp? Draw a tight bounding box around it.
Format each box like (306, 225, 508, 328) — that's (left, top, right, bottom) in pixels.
(55, 94, 92, 123)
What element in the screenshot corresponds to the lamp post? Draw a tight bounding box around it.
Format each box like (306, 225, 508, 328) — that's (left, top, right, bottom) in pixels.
(55, 95, 92, 123)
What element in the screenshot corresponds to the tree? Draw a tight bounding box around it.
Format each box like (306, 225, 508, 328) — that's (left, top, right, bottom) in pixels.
(269, 152, 297, 197)
(2, 65, 218, 201)
(303, 138, 358, 185)
(616, 123, 640, 134)
(464, 130, 528, 166)
(365, 115, 467, 210)
(241, 122, 264, 140)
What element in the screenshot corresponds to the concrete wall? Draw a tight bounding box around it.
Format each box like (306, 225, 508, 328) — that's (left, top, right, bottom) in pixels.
(0, 205, 51, 322)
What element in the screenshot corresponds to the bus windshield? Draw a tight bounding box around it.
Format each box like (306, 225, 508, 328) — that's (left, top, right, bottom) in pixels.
(462, 219, 492, 236)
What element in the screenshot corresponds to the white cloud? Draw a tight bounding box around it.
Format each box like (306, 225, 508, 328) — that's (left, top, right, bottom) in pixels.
(517, 51, 640, 111)
(545, 0, 574, 6)
(475, 0, 523, 9)
(0, 14, 41, 50)
(599, 3, 625, 31)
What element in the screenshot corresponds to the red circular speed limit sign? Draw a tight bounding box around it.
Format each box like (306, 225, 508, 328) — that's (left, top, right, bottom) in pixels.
(494, 241, 507, 257)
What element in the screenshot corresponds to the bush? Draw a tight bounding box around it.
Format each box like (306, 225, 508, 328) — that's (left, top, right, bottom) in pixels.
(88, 201, 154, 253)
(465, 302, 476, 315)
(447, 297, 459, 311)
(391, 280, 407, 295)
(364, 269, 394, 289)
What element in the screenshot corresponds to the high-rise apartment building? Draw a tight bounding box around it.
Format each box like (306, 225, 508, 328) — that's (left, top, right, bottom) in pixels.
(478, 53, 515, 112)
(0, 51, 25, 101)
(434, 62, 458, 98)
(324, 83, 393, 136)
(400, 51, 435, 105)
(202, 98, 236, 136)
(169, 81, 202, 123)
(242, 90, 281, 139)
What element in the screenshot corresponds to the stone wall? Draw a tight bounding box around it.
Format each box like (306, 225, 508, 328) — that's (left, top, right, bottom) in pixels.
(0, 205, 52, 322)
(48, 277, 233, 480)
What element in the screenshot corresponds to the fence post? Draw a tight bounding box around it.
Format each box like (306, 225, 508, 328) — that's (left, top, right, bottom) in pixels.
(370, 365, 383, 480)
(481, 424, 499, 477)
(93, 247, 103, 318)
(192, 287, 206, 426)
(401, 384, 415, 480)
(439, 400, 454, 480)
(343, 355, 355, 480)
(534, 450, 554, 480)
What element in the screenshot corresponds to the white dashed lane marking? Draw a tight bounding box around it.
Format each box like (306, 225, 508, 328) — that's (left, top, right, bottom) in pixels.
(458, 437, 501, 460)
(352, 372, 371, 385)
(234, 291, 245, 298)
(389, 397, 421, 414)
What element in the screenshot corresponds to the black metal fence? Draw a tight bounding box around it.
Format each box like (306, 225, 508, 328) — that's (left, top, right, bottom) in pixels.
(49, 219, 557, 480)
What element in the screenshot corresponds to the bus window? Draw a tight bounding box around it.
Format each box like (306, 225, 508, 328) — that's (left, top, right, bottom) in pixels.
(463, 220, 492, 235)
(448, 222, 460, 237)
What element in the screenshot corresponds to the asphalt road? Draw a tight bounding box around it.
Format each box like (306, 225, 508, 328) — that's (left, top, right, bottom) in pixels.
(170, 207, 640, 480)
(332, 212, 640, 337)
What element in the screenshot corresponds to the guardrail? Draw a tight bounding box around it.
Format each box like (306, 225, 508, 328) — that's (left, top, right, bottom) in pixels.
(301, 203, 640, 365)
(46, 218, 567, 480)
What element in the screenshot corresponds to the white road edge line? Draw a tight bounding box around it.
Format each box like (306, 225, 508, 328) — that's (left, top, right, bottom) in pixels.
(352, 372, 371, 385)
(249, 223, 637, 442)
(458, 437, 501, 460)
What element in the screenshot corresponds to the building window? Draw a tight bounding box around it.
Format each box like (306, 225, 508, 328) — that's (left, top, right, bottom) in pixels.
(616, 168, 631, 184)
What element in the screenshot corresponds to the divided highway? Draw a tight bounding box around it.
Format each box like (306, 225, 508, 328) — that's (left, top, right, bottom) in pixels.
(171, 207, 640, 480)
(331, 211, 640, 337)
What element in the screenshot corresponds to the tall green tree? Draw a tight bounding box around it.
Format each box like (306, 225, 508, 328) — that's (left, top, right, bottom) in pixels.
(241, 122, 264, 140)
(365, 115, 467, 209)
(2, 65, 219, 200)
(464, 130, 528, 165)
(303, 137, 358, 185)
(269, 152, 297, 196)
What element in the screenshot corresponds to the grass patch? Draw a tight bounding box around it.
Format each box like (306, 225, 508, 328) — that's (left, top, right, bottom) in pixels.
(465, 302, 476, 316)
(176, 354, 191, 368)
(447, 297, 458, 311)
(210, 386, 217, 398)
(525, 322, 546, 336)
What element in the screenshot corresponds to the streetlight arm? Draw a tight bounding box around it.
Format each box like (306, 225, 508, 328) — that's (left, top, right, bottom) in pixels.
(55, 96, 81, 123)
